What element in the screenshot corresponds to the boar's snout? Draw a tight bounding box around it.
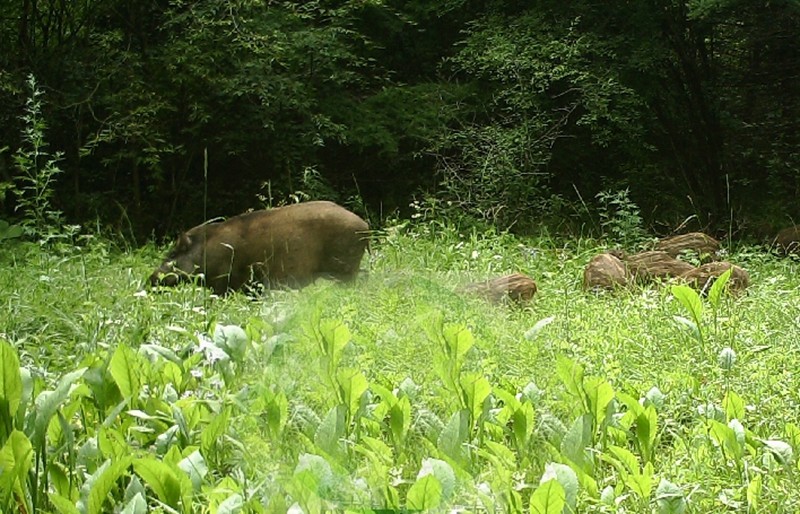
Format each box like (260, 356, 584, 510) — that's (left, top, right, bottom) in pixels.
(149, 262, 183, 288)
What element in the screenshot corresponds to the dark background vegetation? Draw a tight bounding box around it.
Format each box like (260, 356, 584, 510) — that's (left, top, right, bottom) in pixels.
(1, 0, 798, 240)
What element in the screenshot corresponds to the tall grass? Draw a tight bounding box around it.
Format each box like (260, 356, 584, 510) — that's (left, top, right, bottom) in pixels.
(1, 221, 799, 512)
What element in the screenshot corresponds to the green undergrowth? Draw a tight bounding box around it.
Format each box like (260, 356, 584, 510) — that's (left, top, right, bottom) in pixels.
(1, 223, 799, 513)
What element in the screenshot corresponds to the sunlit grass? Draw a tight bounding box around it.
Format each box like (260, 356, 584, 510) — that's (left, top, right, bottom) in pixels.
(1, 225, 799, 512)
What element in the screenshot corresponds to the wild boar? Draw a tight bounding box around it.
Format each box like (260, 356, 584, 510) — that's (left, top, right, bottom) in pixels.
(149, 201, 369, 295)
(461, 273, 538, 304)
(679, 262, 750, 295)
(583, 252, 631, 291)
(775, 225, 800, 255)
(655, 232, 720, 260)
(624, 250, 695, 283)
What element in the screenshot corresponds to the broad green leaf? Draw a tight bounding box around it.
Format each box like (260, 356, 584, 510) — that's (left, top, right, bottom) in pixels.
(493, 387, 521, 412)
(708, 420, 743, 461)
(437, 409, 469, 465)
(746, 474, 762, 513)
(17, 367, 33, 426)
(216, 493, 244, 514)
(287, 469, 322, 513)
(671, 316, 702, 343)
(86, 457, 133, 514)
(213, 324, 248, 362)
(133, 457, 183, 509)
(626, 462, 654, 499)
(388, 395, 411, 447)
(761, 439, 793, 464)
(670, 284, 703, 324)
(600, 485, 615, 505)
(616, 391, 644, 423)
(266, 392, 288, 439)
(98, 426, 129, 462)
(561, 414, 593, 473)
(442, 324, 474, 361)
(460, 372, 491, 426)
(120, 492, 147, 514)
(482, 440, 516, 470)
(708, 267, 733, 308)
(655, 478, 686, 514)
(318, 319, 351, 365)
(314, 405, 346, 460)
(49, 462, 73, 500)
(530, 479, 566, 514)
(608, 445, 639, 475)
(418, 458, 456, 501)
(0, 341, 22, 432)
(541, 462, 579, 512)
(511, 401, 535, 449)
(48, 493, 81, 514)
(294, 453, 334, 495)
(644, 386, 665, 410)
(178, 450, 208, 492)
(137, 344, 182, 366)
(728, 419, 746, 449)
(635, 405, 658, 463)
(201, 407, 230, 456)
(556, 356, 584, 401)
(355, 436, 393, 467)
(723, 391, 745, 422)
(584, 377, 614, 431)
(109, 344, 142, 401)
(0, 430, 33, 512)
(337, 368, 368, 421)
(124, 476, 146, 506)
(406, 474, 442, 511)
(31, 368, 86, 448)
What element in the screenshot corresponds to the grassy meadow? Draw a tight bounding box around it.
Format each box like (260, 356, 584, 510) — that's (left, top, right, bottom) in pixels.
(1, 220, 800, 513)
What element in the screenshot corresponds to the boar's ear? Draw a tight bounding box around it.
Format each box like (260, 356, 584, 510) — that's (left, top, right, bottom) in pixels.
(176, 233, 192, 252)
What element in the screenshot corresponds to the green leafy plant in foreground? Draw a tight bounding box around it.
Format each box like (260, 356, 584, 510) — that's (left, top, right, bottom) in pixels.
(0, 320, 261, 514)
(3, 227, 800, 512)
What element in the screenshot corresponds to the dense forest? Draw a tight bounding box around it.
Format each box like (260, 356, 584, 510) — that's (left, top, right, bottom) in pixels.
(1, 0, 799, 239)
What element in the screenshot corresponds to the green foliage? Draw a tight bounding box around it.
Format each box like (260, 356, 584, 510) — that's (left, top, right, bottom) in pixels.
(596, 189, 647, 247)
(2, 222, 800, 512)
(12, 75, 65, 241)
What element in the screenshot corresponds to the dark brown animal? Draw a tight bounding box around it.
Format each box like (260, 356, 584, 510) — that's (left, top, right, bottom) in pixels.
(775, 225, 800, 255)
(680, 262, 750, 295)
(583, 252, 631, 291)
(655, 232, 720, 259)
(461, 273, 537, 304)
(150, 201, 369, 295)
(624, 251, 695, 283)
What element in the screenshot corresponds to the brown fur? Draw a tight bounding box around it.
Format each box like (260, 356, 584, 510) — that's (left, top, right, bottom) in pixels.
(655, 232, 720, 259)
(624, 250, 696, 282)
(680, 262, 750, 295)
(775, 225, 800, 255)
(461, 273, 537, 304)
(150, 201, 369, 295)
(583, 253, 631, 290)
